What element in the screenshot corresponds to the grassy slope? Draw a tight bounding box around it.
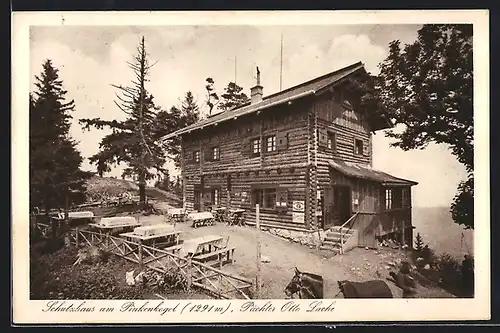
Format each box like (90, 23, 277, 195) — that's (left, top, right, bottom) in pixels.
(85, 176, 181, 206)
(412, 206, 474, 259)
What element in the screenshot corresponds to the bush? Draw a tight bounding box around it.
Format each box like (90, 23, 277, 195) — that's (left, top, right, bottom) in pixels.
(436, 253, 461, 287)
(410, 239, 471, 297)
(30, 246, 149, 300)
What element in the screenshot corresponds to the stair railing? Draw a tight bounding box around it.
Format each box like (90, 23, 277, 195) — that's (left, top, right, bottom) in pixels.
(339, 212, 359, 254)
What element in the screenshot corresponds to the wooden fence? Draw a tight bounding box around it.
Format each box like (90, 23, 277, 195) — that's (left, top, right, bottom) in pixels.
(35, 223, 51, 239)
(68, 229, 253, 299)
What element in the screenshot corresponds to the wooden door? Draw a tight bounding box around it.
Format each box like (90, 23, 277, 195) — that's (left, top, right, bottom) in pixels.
(332, 186, 351, 226)
(323, 187, 335, 229)
(193, 190, 201, 211)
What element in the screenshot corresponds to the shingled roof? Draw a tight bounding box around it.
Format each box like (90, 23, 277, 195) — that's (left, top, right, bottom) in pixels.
(328, 160, 418, 186)
(160, 61, 380, 141)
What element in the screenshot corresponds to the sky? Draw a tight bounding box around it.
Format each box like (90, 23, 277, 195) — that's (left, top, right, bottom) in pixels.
(29, 24, 468, 208)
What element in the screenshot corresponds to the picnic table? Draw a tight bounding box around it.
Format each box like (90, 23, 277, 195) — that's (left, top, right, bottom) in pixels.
(182, 235, 236, 268)
(57, 211, 95, 220)
(88, 216, 140, 235)
(187, 212, 216, 228)
(120, 225, 182, 249)
(227, 208, 245, 226)
(167, 208, 186, 224)
(212, 207, 227, 223)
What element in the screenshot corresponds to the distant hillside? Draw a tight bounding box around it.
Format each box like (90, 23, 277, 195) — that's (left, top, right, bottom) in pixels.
(85, 176, 181, 206)
(412, 206, 473, 259)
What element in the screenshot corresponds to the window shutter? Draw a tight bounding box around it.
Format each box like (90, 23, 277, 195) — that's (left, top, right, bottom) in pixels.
(363, 140, 369, 156)
(277, 131, 289, 151)
(204, 149, 212, 162)
(241, 138, 250, 156)
(318, 129, 328, 147)
(332, 133, 337, 152)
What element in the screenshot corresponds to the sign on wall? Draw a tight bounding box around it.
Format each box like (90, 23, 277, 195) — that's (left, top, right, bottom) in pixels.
(292, 200, 305, 212)
(292, 212, 305, 224)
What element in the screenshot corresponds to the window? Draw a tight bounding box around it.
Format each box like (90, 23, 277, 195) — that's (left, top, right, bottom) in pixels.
(266, 135, 276, 152)
(354, 138, 363, 155)
(385, 189, 393, 210)
(352, 189, 360, 209)
(194, 150, 200, 163)
(212, 147, 220, 161)
(251, 187, 288, 210)
(252, 138, 261, 155)
(276, 190, 288, 207)
(327, 132, 336, 150)
(318, 129, 336, 151)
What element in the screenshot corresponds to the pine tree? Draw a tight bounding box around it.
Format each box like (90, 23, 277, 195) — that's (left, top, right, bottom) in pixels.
(181, 91, 200, 125)
(414, 232, 424, 252)
(218, 82, 249, 111)
(79, 37, 168, 204)
(30, 60, 92, 213)
(160, 92, 200, 169)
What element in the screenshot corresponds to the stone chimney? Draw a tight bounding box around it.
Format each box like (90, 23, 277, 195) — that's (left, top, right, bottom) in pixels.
(250, 66, 263, 104)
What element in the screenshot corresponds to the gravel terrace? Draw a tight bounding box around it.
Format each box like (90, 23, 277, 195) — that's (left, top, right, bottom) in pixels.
(139, 215, 455, 299)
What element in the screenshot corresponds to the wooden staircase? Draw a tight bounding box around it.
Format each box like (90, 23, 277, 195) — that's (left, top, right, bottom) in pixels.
(320, 213, 360, 254)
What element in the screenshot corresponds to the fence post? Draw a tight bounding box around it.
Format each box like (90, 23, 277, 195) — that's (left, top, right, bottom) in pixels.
(339, 230, 344, 255)
(75, 227, 79, 248)
(256, 204, 262, 299)
(186, 257, 192, 291)
(138, 242, 143, 271)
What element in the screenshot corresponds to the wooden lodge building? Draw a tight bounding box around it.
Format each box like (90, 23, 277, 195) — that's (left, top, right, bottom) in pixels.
(161, 62, 418, 248)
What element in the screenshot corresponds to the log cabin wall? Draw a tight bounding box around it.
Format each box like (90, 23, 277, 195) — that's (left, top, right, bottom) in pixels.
(314, 89, 372, 167)
(230, 167, 309, 228)
(181, 98, 313, 228)
(311, 87, 374, 227)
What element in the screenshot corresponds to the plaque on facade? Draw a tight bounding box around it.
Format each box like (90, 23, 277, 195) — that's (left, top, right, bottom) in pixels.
(292, 212, 305, 223)
(292, 200, 305, 212)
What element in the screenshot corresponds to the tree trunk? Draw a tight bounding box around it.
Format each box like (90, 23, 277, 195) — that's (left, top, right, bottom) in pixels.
(138, 172, 146, 205)
(45, 201, 56, 240)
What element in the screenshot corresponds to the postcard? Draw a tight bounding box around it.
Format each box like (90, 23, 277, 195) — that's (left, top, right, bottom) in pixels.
(12, 9, 490, 324)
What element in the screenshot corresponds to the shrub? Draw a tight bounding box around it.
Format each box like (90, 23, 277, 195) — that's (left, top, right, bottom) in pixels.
(436, 253, 461, 287)
(421, 244, 435, 264)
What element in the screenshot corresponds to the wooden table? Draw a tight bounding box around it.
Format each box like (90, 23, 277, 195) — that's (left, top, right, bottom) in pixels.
(88, 222, 141, 235)
(120, 230, 182, 248)
(182, 235, 224, 257)
(228, 208, 245, 226)
(167, 208, 186, 224)
(212, 207, 227, 223)
(184, 235, 236, 267)
(188, 212, 216, 228)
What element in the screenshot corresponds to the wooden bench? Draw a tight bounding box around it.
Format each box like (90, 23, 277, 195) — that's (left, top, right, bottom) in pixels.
(193, 246, 236, 267)
(164, 244, 183, 255)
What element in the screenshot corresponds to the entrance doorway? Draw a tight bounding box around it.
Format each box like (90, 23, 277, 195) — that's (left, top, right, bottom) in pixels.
(193, 190, 201, 211)
(323, 185, 351, 229)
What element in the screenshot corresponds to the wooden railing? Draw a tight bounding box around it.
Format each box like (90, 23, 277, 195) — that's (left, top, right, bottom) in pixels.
(68, 228, 253, 299)
(339, 212, 359, 254)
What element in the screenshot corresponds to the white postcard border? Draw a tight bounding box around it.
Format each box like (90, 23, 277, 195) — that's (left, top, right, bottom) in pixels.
(12, 10, 491, 324)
